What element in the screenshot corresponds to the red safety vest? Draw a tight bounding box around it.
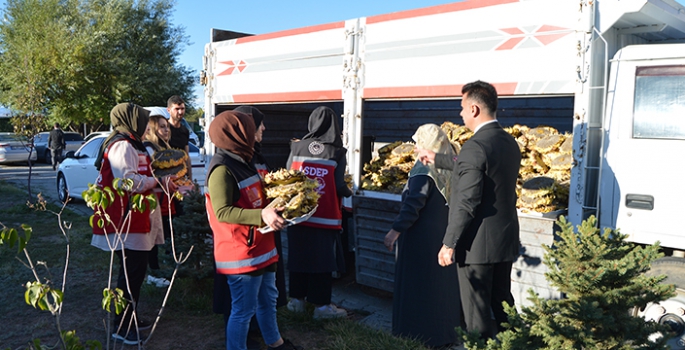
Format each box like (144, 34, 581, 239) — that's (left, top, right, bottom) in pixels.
(93, 138, 153, 235)
(206, 158, 278, 275)
(290, 155, 342, 230)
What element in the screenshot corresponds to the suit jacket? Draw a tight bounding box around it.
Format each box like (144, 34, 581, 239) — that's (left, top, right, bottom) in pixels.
(437, 122, 521, 264)
(48, 129, 65, 150)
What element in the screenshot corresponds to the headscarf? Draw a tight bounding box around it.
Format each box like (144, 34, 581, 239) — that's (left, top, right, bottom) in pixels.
(233, 106, 264, 129)
(410, 123, 456, 202)
(303, 106, 342, 148)
(209, 110, 255, 162)
(95, 103, 150, 170)
(233, 105, 265, 154)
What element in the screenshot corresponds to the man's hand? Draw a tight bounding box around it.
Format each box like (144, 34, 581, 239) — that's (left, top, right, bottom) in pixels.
(262, 207, 287, 231)
(384, 229, 401, 252)
(415, 148, 436, 165)
(438, 245, 455, 266)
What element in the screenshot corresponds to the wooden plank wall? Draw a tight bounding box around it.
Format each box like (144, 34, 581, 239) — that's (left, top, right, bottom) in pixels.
(354, 194, 564, 306)
(512, 216, 564, 308)
(353, 195, 402, 292)
(363, 96, 574, 143)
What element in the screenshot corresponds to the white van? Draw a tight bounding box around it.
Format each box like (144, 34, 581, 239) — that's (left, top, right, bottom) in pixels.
(144, 106, 200, 145)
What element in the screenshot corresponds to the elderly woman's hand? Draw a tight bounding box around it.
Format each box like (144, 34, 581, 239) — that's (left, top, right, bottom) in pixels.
(415, 147, 436, 165)
(262, 207, 287, 231)
(384, 229, 401, 252)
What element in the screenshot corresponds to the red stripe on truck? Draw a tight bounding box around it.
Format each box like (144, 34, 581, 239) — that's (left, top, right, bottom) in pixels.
(364, 83, 518, 98)
(233, 90, 343, 103)
(367, 0, 520, 24)
(236, 22, 346, 44)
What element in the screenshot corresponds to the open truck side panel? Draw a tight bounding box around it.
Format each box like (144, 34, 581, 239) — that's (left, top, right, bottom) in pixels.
(203, 0, 685, 342)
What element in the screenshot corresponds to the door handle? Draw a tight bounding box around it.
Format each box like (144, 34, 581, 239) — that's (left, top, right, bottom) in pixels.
(625, 194, 654, 210)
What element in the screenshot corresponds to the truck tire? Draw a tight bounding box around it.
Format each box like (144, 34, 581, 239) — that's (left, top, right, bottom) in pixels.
(635, 256, 685, 349)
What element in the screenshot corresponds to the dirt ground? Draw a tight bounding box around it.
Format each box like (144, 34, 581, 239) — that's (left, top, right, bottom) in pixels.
(0, 262, 355, 350)
(0, 165, 374, 350)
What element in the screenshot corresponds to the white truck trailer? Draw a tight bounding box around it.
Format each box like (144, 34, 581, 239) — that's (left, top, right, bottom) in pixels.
(202, 0, 685, 345)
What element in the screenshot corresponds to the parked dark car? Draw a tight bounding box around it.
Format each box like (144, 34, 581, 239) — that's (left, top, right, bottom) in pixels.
(33, 131, 84, 163)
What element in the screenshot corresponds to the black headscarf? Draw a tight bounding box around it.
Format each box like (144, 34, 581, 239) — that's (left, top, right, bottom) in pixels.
(233, 106, 265, 154)
(95, 103, 150, 170)
(303, 106, 342, 148)
(233, 106, 264, 129)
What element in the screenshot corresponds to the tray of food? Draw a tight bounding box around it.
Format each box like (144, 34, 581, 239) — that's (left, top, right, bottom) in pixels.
(258, 205, 318, 234)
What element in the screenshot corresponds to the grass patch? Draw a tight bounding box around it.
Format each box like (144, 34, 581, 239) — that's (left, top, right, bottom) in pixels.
(1, 179, 433, 349)
(277, 306, 431, 350)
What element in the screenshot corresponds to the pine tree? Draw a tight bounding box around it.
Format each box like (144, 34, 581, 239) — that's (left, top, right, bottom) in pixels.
(165, 186, 214, 279)
(464, 215, 675, 350)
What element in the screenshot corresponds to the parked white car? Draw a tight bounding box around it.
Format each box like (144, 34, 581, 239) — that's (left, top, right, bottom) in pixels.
(83, 131, 111, 143)
(56, 134, 205, 203)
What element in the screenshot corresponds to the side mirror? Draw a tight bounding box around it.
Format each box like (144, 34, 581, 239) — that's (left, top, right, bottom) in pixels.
(64, 151, 76, 159)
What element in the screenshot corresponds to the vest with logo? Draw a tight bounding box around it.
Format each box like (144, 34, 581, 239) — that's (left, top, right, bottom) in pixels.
(289, 139, 343, 230)
(93, 136, 153, 235)
(205, 152, 278, 275)
(251, 150, 270, 179)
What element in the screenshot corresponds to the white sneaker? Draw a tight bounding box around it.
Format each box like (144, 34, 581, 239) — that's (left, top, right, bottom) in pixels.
(313, 304, 347, 319)
(146, 275, 170, 288)
(286, 298, 305, 313)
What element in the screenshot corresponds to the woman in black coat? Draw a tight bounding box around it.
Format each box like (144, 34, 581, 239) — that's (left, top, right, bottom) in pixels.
(384, 123, 462, 348)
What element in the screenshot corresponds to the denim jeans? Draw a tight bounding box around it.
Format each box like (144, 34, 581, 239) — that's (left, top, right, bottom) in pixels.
(226, 271, 280, 350)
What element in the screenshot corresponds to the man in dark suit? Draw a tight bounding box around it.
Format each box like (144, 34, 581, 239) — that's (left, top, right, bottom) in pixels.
(48, 122, 66, 170)
(417, 80, 521, 340)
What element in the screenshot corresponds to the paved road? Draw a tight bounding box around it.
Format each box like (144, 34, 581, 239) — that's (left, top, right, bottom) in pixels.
(0, 162, 91, 216)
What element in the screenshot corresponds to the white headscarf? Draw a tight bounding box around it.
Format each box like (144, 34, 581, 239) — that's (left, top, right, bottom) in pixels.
(410, 123, 457, 202)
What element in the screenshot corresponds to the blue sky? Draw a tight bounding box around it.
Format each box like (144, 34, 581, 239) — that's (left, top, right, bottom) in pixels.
(171, 0, 457, 106)
(172, 0, 685, 107)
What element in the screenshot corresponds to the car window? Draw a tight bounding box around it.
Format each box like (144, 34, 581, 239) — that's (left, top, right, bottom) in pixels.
(77, 138, 104, 158)
(633, 65, 685, 139)
(64, 133, 84, 141)
(0, 133, 16, 141)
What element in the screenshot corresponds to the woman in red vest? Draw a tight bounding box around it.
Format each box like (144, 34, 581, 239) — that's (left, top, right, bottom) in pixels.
(91, 103, 177, 345)
(205, 110, 301, 350)
(143, 114, 175, 288)
(285, 106, 352, 319)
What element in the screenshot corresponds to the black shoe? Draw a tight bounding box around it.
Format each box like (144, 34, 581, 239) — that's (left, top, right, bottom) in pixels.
(268, 338, 303, 350)
(112, 330, 141, 345)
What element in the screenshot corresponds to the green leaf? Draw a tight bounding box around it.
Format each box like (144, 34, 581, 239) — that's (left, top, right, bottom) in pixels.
(8, 228, 18, 249)
(101, 288, 112, 312)
(21, 224, 32, 243)
(18, 236, 27, 252)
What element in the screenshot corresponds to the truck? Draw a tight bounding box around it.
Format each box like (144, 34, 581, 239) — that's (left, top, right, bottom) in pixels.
(201, 0, 685, 345)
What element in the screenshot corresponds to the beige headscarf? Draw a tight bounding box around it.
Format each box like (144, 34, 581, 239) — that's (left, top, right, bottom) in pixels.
(410, 123, 457, 202)
(95, 103, 150, 170)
